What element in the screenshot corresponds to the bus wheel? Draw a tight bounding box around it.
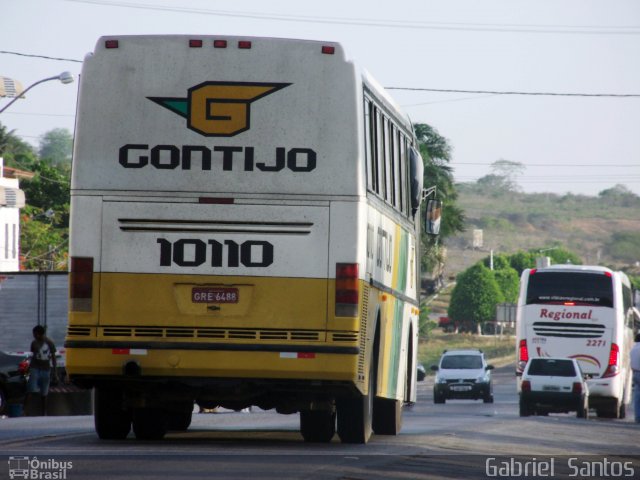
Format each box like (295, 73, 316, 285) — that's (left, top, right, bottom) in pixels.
(372, 397, 402, 435)
(168, 404, 194, 431)
(618, 402, 626, 419)
(337, 368, 373, 444)
(519, 401, 531, 417)
(300, 410, 336, 443)
(577, 398, 589, 419)
(94, 387, 131, 440)
(133, 408, 168, 440)
(596, 398, 622, 419)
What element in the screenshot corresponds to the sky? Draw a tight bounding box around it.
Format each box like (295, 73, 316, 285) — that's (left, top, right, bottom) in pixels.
(1, 0, 639, 196)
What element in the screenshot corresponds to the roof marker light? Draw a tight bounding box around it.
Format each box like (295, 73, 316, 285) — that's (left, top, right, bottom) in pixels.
(321, 46, 335, 55)
(238, 41, 252, 49)
(105, 40, 119, 49)
(214, 40, 227, 48)
(199, 197, 234, 205)
(189, 39, 203, 48)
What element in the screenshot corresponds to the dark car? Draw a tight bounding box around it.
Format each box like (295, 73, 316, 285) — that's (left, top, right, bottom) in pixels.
(431, 349, 494, 403)
(0, 351, 29, 414)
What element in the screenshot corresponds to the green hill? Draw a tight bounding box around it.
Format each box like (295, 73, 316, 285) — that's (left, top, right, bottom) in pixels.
(443, 184, 640, 277)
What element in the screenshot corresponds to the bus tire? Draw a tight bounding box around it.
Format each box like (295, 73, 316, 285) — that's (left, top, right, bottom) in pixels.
(133, 408, 168, 440)
(168, 405, 193, 431)
(94, 387, 131, 440)
(618, 402, 626, 419)
(372, 397, 402, 435)
(300, 410, 336, 443)
(596, 398, 622, 419)
(337, 367, 373, 444)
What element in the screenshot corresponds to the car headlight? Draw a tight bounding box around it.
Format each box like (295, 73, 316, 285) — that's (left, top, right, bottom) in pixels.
(437, 376, 447, 384)
(476, 374, 488, 383)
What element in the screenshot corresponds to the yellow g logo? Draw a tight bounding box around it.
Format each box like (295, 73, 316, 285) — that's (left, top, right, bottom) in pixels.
(148, 81, 290, 137)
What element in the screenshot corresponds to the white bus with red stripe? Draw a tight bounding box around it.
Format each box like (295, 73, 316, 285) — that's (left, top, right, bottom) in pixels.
(515, 265, 636, 418)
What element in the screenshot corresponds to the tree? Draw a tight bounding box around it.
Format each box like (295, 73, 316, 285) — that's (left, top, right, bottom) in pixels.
(598, 184, 639, 207)
(413, 123, 465, 274)
(508, 251, 537, 275)
(493, 267, 520, 303)
(606, 232, 640, 263)
(414, 124, 452, 162)
(20, 160, 70, 228)
(20, 206, 68, 271)
(0, 121, 37, 168)
(546, 247, 582, 266)
(38, 128, 73, 165)
(491, 159, 525, 189)
(448, 263, 504, 332)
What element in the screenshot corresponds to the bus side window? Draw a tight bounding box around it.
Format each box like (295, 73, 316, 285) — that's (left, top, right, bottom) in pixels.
(375, 108, 385, 200)
(397, 130, 405, 216)
(389, 123, 396, 208)
(364, 98, 377, 194)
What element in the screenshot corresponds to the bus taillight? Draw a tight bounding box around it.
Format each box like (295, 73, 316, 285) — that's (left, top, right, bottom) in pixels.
(70, 256, 93, 312)
(602, 343, 620, 378)
(335, 263, 359, 317)
(518, 339, 529, 372)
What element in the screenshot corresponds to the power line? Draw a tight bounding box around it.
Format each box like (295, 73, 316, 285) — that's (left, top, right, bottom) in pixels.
(3, 111, 76, 118)
(1, 52, 637, 99)
(0, 50, 82, 63)
(387, 87, 640, 98)
(453, 162, 638, 168)
(3, 47, 637, 98)
(65, 0, 640, 35)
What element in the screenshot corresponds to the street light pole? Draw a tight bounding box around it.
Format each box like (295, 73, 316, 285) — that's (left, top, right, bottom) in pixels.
(0, 71, 74, 114)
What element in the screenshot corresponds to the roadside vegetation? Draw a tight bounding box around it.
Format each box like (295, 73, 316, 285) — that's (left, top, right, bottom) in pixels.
(0, 122, 71, 270)
(446, 165, 640, 275)
(418, 329, 514, 373)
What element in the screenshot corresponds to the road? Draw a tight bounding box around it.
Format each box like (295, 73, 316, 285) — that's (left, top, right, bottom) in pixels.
(1, 364, 638, 479)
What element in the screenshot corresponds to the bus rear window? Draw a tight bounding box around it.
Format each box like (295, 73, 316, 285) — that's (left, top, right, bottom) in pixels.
(526, 272, 613, 307)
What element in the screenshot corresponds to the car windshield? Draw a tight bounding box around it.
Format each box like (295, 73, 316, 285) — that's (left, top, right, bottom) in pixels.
(441, 355, 483, 369)
(527, 359, 576, 377)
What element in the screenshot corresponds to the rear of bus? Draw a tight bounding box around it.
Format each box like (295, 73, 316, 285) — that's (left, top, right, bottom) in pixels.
(66, 36, 373, 431)
(515, 265, 632, 417)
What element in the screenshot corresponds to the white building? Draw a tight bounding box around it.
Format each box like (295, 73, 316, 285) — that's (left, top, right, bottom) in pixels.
(0, 157, 29, 271)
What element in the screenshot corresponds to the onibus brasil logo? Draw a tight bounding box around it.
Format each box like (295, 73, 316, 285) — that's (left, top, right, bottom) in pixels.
(148, 81, 290, 137)
(8, 456, 73, 479)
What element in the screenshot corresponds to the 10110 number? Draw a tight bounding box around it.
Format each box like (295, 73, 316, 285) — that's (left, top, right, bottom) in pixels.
(157, 239, 274, 268)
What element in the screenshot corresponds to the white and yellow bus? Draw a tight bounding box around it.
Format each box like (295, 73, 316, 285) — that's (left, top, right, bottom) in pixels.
(66, 35, 440, 443)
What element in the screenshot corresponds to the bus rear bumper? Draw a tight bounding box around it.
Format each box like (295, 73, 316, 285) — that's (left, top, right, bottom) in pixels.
(65, 341, 360, 384)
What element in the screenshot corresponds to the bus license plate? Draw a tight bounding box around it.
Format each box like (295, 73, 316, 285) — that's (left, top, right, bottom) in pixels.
(192, 287, 239, 304)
